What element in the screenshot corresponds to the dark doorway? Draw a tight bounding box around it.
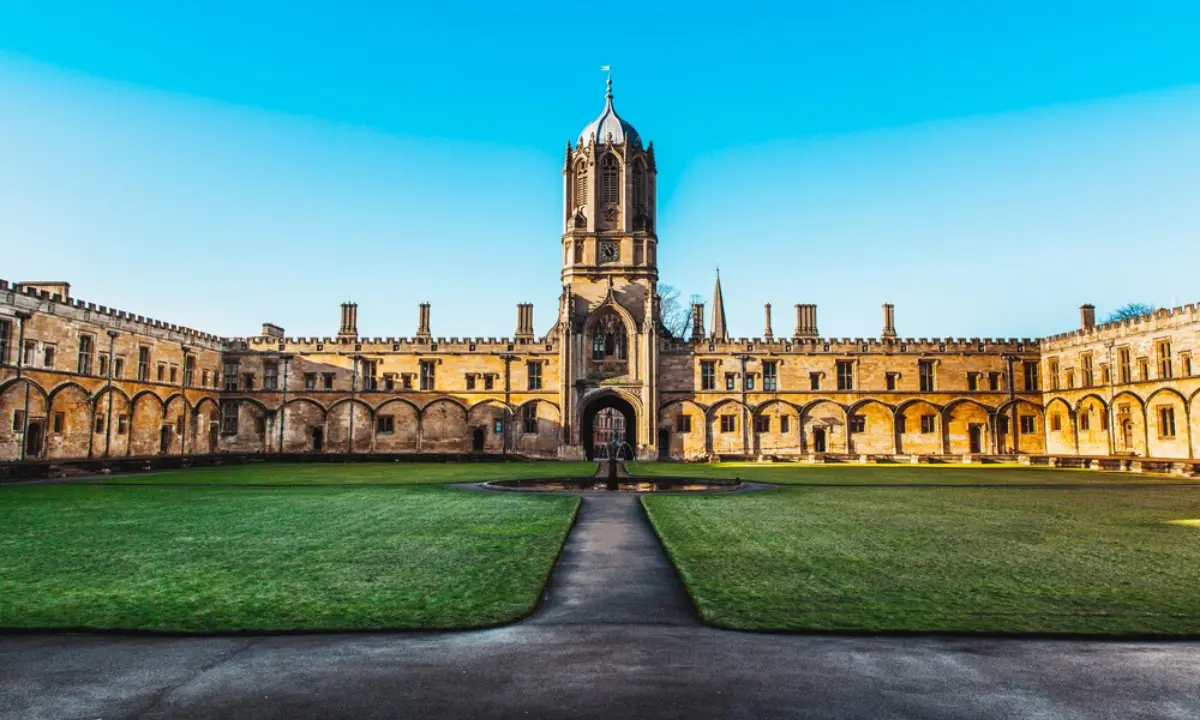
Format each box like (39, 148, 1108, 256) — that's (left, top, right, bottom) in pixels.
(581, 394, 636, 460)
(472, 427, 486, 452)
(657, 428, 670, 460)
(813, 428, 826, 453)
(208, 422, 218, 453)
(311, 426, 324, 452)
(159, 426, 171, 455)
(968, 424, 983, 453)
(24, 420, 44, 459)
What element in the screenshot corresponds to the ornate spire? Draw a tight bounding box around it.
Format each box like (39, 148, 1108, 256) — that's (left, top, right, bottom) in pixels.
(710, 268, 728, 341)
(605, 75, 613, 102)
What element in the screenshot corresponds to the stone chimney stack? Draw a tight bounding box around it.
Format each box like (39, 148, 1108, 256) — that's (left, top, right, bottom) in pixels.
(763, 303, 774, 341)
(262, 323, 285, 340)
(417, 303, 431, 339)
(338, 302, 358, 340)
(794, 304, 818, 338)
(690, 303, 705, 341)
(882, 303, 897, 339)
(1080, 304, 1096, 330)
(516, 303, 535, 340)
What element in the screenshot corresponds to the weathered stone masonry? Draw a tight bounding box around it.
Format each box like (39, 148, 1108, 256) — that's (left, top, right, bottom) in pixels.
(3, 81, 1197, 465)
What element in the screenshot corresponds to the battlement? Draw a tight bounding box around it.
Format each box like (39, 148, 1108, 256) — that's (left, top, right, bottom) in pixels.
(225, 334, 558, 352)
(662, 334, 1039, 353)
(2, 278, 223, 345)
(1042, 301, 1200, 346)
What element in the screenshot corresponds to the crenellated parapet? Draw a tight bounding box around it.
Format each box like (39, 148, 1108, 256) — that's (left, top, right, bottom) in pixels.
(662, 335, 1038, 355)
(1041, 301, 1200, 350)
(1, 278, 223, 348)
(225, 335, 559, 353)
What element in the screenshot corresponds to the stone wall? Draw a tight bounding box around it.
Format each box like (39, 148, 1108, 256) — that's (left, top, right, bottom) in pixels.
(0, 280, 222, 462)
(655, 336, 1046, 460)
(3, 275, 1197, 465)
(1040, 304, 1200, 459)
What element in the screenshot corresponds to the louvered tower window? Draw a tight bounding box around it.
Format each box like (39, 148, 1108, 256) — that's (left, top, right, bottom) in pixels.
(575, 162, 588, 208)
(632, 161, 644, 207)
(601, 154, 620, 203)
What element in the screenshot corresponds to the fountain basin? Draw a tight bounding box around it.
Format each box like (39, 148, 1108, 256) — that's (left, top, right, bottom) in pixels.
(485, 478, 744, 493)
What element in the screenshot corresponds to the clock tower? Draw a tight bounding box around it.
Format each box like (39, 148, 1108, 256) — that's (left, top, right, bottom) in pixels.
(557, 77, 661, 461)
(561, 76, 659, 295)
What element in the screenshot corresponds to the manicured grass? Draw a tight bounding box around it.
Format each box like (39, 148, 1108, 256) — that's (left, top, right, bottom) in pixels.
(0, 485, 578, 631)
(101, 461, 596, 485)
(643, 485, 1200, 634)
(629, 462, 1198, 485)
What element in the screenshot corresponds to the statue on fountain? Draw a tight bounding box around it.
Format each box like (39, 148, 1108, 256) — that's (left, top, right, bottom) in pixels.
(606, 434, 620, 490)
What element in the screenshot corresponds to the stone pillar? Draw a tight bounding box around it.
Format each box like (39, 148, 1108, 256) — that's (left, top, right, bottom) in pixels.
(516, 303, 534, 340)
(794, 304, 818, 338)
(763, 303, 773, 341)
(338, 302, 358, 340)
(417, 303, 431, 339)
(1080, 304, 1096, 330)
(690, 303, 705, 341)
(882, 303, 896, 339)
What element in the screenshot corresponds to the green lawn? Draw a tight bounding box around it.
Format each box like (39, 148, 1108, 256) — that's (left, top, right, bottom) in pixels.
(643, 485, 1200, 634)
(0, 484, 578, 631)
(101, 460, 596, 485)
(629, 462, 1197, 485)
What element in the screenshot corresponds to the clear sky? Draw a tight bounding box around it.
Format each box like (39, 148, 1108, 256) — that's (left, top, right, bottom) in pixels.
(2, 1, 1198, 341)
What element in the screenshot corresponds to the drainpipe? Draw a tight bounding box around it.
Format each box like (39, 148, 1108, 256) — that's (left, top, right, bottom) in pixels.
(1105, 341, 1116, 455)
(1007, 355, 1017, 454)
(278, 354, 291, 455)
(737, 353, 750, 456)
(180, 345, 190, 455)
(348, 354, 359, 455)
(104, 330, 118, 458)
(502, 354, 514, 458)
(15, 311, 30, 461)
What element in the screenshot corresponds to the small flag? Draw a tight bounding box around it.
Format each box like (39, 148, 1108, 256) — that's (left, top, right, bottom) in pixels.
(600, 65, 611, 72)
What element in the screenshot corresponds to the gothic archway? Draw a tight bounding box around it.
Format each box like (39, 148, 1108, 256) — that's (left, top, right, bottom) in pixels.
(581, 393, 636, 460)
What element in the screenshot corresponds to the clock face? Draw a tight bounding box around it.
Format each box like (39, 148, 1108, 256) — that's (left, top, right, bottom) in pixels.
(600, 242, 620, 263)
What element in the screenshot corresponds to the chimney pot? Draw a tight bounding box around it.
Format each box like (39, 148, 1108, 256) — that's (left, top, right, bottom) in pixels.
(1080, 304, 1096, 330)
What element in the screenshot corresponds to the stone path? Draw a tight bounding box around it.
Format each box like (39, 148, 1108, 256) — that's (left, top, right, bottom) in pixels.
(4, 487, 1200, 719)
(526, 494, 695, 627)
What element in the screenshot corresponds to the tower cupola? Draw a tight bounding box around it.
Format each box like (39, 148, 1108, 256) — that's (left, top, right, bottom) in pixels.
(578, 77, 640, 147)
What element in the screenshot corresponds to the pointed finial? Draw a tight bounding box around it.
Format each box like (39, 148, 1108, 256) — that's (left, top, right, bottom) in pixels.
(606, 75, 613, 101)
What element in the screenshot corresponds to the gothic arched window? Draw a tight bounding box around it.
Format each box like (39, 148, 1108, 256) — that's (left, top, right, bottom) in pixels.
(600, 154, 620, 204)
(575, 162, 588, 208)
(632, 160, 644, 208)
(590, 311, 628, 362)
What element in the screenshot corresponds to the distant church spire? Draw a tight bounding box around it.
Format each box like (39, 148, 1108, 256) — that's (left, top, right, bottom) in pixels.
(710, 268, 728, 341)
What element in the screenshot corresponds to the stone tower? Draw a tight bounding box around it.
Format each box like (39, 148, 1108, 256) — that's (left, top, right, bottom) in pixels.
(558, 77, 660, 460)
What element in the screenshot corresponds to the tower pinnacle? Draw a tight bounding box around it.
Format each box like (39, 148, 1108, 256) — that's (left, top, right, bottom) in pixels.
(710, 269, 728, 341)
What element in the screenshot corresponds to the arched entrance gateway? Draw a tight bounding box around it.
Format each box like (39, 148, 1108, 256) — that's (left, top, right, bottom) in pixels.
(581, 393, 637, 460)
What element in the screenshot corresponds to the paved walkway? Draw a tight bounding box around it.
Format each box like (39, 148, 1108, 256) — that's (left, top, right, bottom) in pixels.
(527, 494, 694, 626)
(3, 494, 1200, 719)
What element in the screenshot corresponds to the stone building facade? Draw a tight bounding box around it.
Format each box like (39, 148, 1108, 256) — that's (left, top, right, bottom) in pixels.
(2, 82, 1197, 465)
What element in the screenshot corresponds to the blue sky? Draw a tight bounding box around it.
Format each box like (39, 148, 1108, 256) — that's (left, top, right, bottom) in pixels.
(2, 1, 1198, 340)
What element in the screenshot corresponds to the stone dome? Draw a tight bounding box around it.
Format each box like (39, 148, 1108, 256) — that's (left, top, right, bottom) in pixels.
(578, 78, 640, 147)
